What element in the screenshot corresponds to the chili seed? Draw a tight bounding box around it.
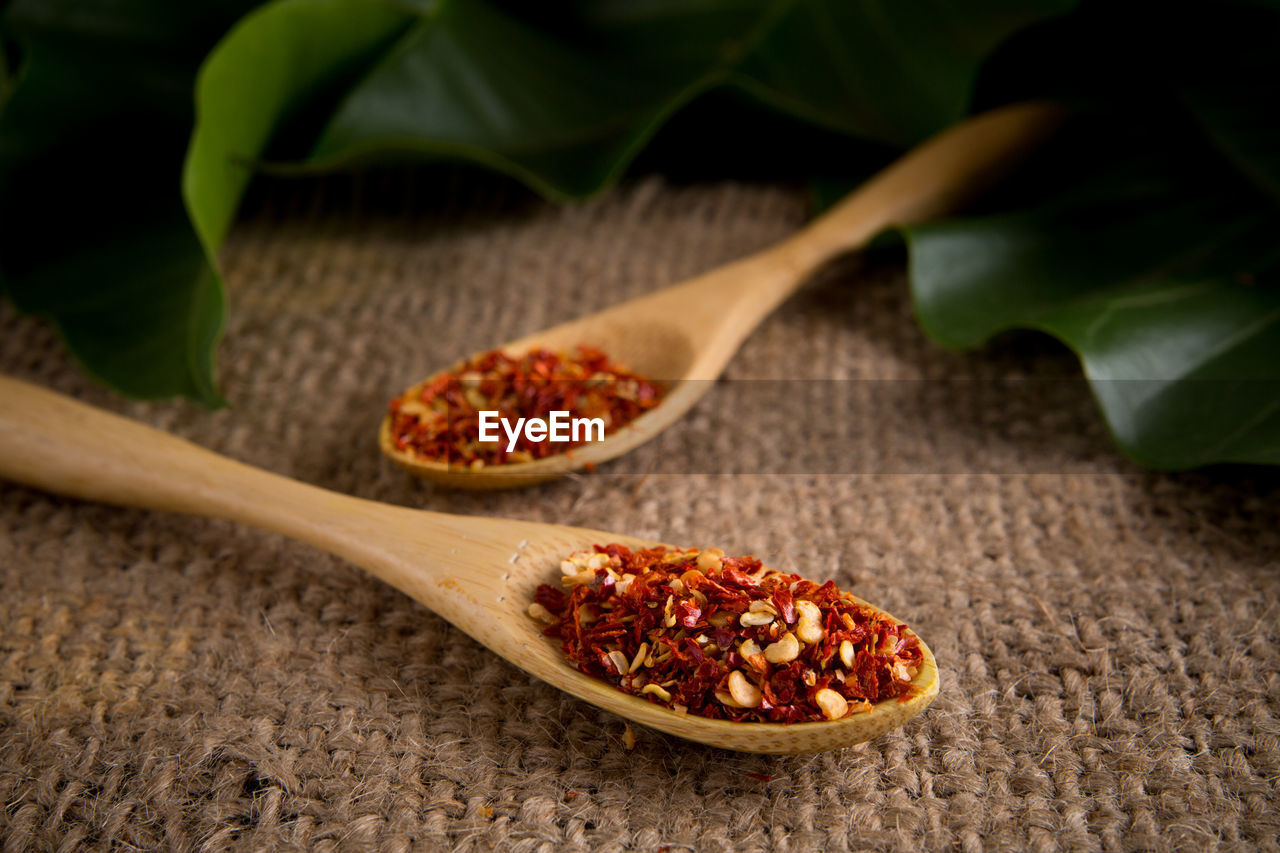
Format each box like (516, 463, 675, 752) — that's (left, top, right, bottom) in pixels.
(629, 642, 649, 674)
(795, 600, 821, 623)
(815, 688, 849, 721)
(606, 650, 630, 675)
(796, 616, 824, 645)
(696, 548, 724, 573)
(763, 632, 800, 664)
(715, 690, 743, 708)
(728, 670, 763, 708)
(641, 684, 673, 702)
(739, 611, 775, 628)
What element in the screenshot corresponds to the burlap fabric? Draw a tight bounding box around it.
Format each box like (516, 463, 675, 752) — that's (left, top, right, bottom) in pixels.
(1, 172, 1277, 851)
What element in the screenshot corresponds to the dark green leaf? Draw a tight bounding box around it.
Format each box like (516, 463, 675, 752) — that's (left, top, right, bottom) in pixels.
(0, 0, 260, 404)
(185, 0, 413, 255)
(305, 0, 784, 199)
(905, 117, 1280, 468)
(303, 0, 1075, 194)
(730, 0, 1077, 146)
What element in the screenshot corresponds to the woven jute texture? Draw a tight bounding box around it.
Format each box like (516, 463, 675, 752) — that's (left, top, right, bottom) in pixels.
(1, 172, 1278, 852)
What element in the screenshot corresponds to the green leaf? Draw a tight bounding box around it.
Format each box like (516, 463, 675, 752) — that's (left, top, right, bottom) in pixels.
(905, 117, 1280, 468)
(305, 0, 786, 199)
(184, 0, 414, 255)
(303, 0, 1076, 195)
(730, 0, 1077, 146)
(0, 0, 260, 405)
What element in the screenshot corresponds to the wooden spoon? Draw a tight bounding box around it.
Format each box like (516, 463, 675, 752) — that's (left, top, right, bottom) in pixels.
(0, 376, 937, 753)
(383, 102, 1067, 488)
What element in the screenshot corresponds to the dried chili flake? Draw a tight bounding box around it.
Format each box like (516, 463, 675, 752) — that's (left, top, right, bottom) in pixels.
(531, 545, 924, 724)
(388, 346, 663, 467)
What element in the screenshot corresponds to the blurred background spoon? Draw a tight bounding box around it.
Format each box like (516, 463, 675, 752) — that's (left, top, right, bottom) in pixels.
(382, 101, 1067, 488)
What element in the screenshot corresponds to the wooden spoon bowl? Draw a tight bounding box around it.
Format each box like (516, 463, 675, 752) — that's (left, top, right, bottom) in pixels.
(0, 376, 936, 753)
(381, 320, 700, 488)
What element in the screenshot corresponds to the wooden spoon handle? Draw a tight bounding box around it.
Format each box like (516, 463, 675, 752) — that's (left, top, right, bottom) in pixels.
(779, 101, 1068, 273)
(0, 375, 341, 520)
(0, 375, 441, 589)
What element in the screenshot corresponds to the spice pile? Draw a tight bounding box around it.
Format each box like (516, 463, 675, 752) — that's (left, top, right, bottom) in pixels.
(530, 544, 923, 724)
(387, 346, 663, 467)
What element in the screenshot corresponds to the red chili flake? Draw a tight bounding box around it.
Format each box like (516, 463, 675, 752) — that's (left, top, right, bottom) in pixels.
(387, 346, 664, 468)
(531, 545, 924, 724)
(674, 601, 702, 628)
(533, 585, 566, 614)
(771, 587, 796, 625)
(745, 772, 775, 782)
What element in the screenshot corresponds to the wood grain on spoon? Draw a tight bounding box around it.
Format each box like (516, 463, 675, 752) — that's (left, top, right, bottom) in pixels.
(0, 376, 936, 753)
(383, 101, 1068, 488)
